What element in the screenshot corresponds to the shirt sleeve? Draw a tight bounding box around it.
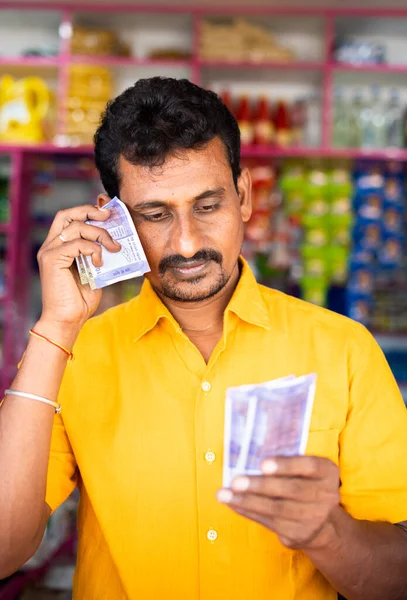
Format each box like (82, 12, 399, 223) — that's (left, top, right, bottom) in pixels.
(45, 410, 77, 513)
(339, 325, 407, 524)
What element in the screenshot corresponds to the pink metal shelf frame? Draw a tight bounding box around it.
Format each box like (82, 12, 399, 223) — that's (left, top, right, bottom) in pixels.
(1, 3, 407, 387)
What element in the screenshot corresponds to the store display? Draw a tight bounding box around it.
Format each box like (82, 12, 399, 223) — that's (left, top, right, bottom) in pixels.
(63, 65, 113, 146)
(243, 160, 353, 308)
(0, 75, 54, 143)
(222, 92, 321, 148)
(334, 38, 387, 65)
(333, 86, 407, 149)
(71, 24, 130, 57)
(200, 18, 296, 63)
(348, 161, 407, 331)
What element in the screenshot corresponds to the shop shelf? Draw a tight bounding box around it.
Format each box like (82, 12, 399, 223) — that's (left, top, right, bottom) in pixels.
(328, 148, 407, 160)
(198, 59, 324, 71)
(0, 143, 94, 155)
(241, 145, 326, 158)
(331, 62, 407, 74)
(70, 55, 192, 69)
(0, 56, 60, 68)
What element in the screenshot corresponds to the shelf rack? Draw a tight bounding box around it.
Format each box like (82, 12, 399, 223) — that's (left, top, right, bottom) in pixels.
(1, 3, 407, 387)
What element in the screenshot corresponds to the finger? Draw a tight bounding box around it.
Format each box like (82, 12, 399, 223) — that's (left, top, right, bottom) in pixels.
(46, 222, 121, 253)
(217, 489, 305, 521)
(44, 205, 111, 245)
(261, 456, 338, 480)
(39, 239, 103, 269)
(230, 474, 322, 502)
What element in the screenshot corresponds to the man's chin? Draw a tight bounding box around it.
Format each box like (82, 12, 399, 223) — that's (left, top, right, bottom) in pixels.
(159, 276, 228, 303)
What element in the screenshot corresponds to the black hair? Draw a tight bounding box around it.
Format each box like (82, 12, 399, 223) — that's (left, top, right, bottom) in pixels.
(94, 77, 241, 198)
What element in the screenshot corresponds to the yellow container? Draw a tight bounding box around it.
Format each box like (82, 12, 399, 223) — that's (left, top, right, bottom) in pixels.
(0, 75, 53, 143)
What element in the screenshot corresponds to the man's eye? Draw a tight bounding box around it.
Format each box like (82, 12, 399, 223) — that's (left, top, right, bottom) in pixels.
(143, 212, 168, 222)
(197, 203, 220, 213)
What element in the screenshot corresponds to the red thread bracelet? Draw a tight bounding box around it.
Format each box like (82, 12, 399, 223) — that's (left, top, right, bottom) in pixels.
(29, 329, 74, 361)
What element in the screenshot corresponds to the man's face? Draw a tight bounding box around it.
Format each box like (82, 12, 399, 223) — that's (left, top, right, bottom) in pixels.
(102, 137, 252, 303)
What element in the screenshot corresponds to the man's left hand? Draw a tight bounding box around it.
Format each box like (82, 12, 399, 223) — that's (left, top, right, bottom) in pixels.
(217, 456, 341, 550)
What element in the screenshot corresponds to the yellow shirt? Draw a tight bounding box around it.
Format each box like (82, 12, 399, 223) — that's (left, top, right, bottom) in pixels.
(46, 260, 407, 600)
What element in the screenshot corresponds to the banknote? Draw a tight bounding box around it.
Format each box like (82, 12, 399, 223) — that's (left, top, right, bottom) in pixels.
(76, 197, 150, 289)
(242, 374, 316, 476)
(75, 255, 89, 285)
(222, 375, 296, 488)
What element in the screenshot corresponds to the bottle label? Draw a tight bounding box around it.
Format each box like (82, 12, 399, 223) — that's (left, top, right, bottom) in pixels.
(254, 121, 274, 144)
(239, 121, 254, 145)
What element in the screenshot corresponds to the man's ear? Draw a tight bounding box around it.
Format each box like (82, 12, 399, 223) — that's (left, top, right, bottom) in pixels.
(97, 193, 111, 208)
(237, 167, 252, 223)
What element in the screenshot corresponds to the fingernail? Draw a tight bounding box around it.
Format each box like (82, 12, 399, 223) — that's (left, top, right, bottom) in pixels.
(262, 460, 277, 474)
(113, 240, 121, 247)
(217, 489, 233, 503)
(232, 477, 250, 492)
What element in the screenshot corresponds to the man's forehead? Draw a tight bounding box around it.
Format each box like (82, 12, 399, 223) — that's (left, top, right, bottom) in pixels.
(118, 145, 231, 201)
(119, 138, 230, 182)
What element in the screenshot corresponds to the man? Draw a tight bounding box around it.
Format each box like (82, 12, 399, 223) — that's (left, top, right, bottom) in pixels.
(1, 77, 407, 600)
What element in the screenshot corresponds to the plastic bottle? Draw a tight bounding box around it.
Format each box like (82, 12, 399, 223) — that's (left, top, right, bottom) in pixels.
(348, 88, 364, 148)
(372, 85, 387, 148)
(274, 99, 291, 147)
(304, 93, 321, 148)
(236, 95, 254, 146)
(290, 98, 307, 147)
(362, 85, 386, 149)
(253, 96, 274, 145)
(386, 88, 403, 148)
(333, 87, 349, 148)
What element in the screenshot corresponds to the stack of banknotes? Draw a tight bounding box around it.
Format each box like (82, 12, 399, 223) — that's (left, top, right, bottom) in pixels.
(75, 196, 150, 289)
(223, 374, 316, 487)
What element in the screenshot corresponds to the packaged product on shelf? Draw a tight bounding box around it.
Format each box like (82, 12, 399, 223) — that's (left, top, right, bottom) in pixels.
(253, 96, 274, 145)
(0, 75, 54, 143)
(63, 65, 113, 146)
(71, 24, 130, 57)
(304, 93, 321, 148)
(347, 293, 372, 327)
(334, 39, 386, 65)
(301, 276, 328, 307)
(274, 100, 292, 147)
(199, 18, 296, 63)
(235, 95, 254, 146)
(290, 98, 307, 147)
(348, 160, 407, 329)
(244, 163, 276, 245)
(378, 235, 404, 268)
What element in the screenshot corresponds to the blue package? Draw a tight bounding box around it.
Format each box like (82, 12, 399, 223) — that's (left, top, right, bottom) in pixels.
(348, 264, 375, 295)
(383, 177, 404, 207)
(382, 206, 404, 235)
(353, 221, 382, 251)
(378, 235, 404, 268)
(347, 292, 372, 326)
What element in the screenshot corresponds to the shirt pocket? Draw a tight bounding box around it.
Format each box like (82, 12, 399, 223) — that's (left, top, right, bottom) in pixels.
(306, 429, 340, 465)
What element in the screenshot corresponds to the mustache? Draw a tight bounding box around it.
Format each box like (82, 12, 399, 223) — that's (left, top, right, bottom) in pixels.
(159, 249, 223, 274)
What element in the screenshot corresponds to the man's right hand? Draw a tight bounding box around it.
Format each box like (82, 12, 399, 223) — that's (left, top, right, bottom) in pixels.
(37, 204, 121, 331)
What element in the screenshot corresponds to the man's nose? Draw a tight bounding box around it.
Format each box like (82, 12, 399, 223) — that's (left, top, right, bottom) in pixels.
(171, 215, 204, 259)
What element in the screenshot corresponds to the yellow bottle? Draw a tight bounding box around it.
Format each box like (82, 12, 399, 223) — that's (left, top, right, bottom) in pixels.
(0, 75, 52, 143)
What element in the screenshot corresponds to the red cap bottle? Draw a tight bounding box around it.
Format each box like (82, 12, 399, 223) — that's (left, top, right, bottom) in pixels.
(254, 96, 274, 145)
(236, 95, 254, 146)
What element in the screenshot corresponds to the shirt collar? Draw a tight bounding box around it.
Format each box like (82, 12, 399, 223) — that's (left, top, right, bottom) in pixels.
(130, 257, 270, 343)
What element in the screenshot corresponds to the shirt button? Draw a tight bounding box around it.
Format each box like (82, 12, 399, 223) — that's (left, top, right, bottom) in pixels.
(207, 529, 218, 542)
(201, 381, 211, 392)
(205, 450, 216, 463)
